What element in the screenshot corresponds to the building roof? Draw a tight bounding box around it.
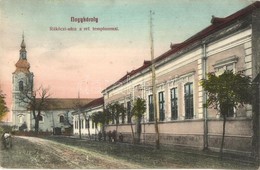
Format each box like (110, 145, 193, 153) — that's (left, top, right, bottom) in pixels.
(14, 35, 30, 74)
(83, 97, 104, 109)
(14, 59, 30, 73)
(41, 98, 95, 110)
(103, 1, 260, 93)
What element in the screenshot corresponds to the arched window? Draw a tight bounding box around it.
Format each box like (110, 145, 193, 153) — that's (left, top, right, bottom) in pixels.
(19, 81, 24, 91)
(39, 115, 43, 121)
(60, 115, 65, 123)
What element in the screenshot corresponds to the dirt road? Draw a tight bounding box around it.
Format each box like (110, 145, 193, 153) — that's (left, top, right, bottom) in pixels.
(0, 136, 142, 169)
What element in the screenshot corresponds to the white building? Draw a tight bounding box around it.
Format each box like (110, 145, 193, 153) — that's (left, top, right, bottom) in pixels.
(73, 97, 104, 137)
(101, 2, 260, 157)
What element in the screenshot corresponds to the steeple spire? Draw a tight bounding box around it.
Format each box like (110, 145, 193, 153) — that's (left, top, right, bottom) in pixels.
(15, 34, 30, 73)
(20, 32, 26, 49)
(20, 33, 27, 60)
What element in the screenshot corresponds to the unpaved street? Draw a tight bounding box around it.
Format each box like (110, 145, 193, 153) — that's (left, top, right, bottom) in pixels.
(0, 136, 142, 169)
(0, 135, 257, 169)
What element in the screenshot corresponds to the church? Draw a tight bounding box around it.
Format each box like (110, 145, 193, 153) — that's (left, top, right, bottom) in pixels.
(12, 35, 94, 134)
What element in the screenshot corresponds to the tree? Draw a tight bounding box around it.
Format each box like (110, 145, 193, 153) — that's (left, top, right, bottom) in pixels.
(19, 86, 51, 134)
(82, 111, 91, 138)
(0, 90, 8, 121)
(106, 102, 125, 132)
(73, 96, 85, 139)
(201, 70, 253, 158)
(132, 98, 146, 143)
(91, 111, 107, 140)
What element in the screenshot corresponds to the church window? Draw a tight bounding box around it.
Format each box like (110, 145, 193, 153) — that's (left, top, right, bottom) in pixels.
(39, 115, 43, 122)
(19, 81, 24, 91)
(18, 115, 24, 124)
(60, 115, 65, 123)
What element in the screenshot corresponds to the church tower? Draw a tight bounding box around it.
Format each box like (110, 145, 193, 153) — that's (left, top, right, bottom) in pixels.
(12, 35, 34, 131)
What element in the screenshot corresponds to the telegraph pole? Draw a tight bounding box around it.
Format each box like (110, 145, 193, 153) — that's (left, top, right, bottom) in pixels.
(150, 10, 160, 149)
(78, 91, 82, 139)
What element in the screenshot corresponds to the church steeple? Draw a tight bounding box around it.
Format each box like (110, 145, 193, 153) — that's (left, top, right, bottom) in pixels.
(12, 33, 34, 131)
(14, 34, 30, 73)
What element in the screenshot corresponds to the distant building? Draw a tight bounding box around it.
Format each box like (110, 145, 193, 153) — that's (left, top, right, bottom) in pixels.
(12, 36, 94, 134)
(73, 97, 104, 137)
(102, 2, 260, 157)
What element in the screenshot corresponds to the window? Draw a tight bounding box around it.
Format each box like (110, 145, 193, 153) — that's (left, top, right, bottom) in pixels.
(158, 92, 165, 121)
(214, 56, 238, 75)
(215, 63, 234, 75)
(220, 103, 235, 118)
(184, 83, 194, 119)
(39, 115, 43, 121)
(171, 88, 178, 120)
(121, 103, 125, 124)
(19, 115, 24, 124)
(75, 121, 78, 129)
(85, 119, 89, 128)
(127, 101, 131, 123)
(148, 95, 154, 122)
(81, 120, 84, 129)
(19, 81, 24, 91)
(92, 120, 95, 129)
(59, 115, 64, 123)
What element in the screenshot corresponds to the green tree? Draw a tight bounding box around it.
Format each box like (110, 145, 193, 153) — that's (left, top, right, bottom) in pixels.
(201, 70, 253, 158)
(106, 102, 125, 132)
(132, 98, 146, 143)
(0, 90, 8, 121)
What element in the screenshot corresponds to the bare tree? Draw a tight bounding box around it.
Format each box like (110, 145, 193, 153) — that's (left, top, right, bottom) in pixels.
(18, 86, 51, 134)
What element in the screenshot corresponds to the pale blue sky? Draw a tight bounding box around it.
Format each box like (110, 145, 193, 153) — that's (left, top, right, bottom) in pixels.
(0, 0, 256, 121)
(0, 0, 253, 51)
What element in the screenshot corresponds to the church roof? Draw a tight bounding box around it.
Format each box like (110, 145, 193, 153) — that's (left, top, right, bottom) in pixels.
(14, 59, 30, 73)
(14, 34, 31, 74)
(40, 98, 95, 110)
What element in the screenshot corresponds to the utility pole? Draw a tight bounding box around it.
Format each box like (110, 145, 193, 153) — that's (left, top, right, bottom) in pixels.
(150, 10, 160, 149)
(78, 91, 82, 139)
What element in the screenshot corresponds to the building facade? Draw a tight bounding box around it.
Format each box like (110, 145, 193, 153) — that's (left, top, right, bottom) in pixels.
(102, 2, 260, 156)
(73, 97, 104, 137)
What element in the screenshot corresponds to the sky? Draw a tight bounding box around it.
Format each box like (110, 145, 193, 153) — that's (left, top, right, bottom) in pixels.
(0, 0, 256, 121)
